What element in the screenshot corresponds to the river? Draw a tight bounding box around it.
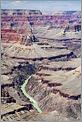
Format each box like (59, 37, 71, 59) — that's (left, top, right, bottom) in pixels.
(21, 76, 42, 113)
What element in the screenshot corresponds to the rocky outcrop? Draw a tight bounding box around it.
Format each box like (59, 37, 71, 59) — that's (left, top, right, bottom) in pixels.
(26, 70, 81, 119)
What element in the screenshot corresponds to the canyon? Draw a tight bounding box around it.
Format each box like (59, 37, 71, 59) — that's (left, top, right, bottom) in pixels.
(1, 10, 81, 121)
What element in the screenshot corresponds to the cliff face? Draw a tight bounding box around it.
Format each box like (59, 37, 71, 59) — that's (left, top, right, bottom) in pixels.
(1, 9, 42, 43)
(26, 72, 81, 119)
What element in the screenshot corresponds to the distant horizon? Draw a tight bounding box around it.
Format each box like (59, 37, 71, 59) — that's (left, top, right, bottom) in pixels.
(1, 0, 81, 14)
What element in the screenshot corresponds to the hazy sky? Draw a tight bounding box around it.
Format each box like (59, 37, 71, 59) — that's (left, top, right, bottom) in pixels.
(1, 0, 81, 13)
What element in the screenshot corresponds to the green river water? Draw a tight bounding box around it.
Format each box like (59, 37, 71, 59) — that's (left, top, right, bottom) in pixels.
(21, 76, 42, 113)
